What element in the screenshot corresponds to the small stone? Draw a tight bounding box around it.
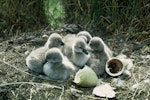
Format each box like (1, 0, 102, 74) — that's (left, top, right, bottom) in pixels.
(25, 50, 30, 56)
(131, 83, 141, 91)
(42, 34, 49, 38)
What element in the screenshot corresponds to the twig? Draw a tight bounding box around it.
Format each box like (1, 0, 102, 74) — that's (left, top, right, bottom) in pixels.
(0, 81, 62, 89)
(13, 48, 25, 58)
(29, 87, 34, 100)
(84, 95, 107, 100)
(58, 85, 65, 100)
(131, 65, 138, 84)
(0, 59, 36, 77)
(70, 87, 83, 94)
(131, 88, 138, 100)
(100, 16, 111, 24)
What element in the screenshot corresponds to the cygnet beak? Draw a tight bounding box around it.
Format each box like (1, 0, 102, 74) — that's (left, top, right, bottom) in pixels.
(61, 42, 65, 46)
(86, 46, 93, 52)
(82, 49, 88, 55)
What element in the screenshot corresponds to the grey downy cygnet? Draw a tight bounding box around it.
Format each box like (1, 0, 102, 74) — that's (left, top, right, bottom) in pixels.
(63, 30, 92, 44)
(43, 48, 77, 81)
(45, 33, 64, 50)
(26, 33, 64, 74)
(77, 31, 92, 43)
(63, 37, 90, 68)
(86, 37, 113, 76)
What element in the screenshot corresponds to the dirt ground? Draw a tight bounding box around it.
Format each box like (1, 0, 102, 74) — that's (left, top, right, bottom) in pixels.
(0, 27, 150, 100)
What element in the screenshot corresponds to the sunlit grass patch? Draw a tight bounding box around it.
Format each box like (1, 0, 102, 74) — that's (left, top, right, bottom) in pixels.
(44, 0, 64, 27)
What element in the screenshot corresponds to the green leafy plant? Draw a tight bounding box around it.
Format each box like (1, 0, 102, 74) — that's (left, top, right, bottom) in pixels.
(44, 0, 64, 27)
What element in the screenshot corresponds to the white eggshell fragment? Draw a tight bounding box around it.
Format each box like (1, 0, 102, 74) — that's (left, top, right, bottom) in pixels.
(92, 83, 116, 98)
(73, 66, 98, 87)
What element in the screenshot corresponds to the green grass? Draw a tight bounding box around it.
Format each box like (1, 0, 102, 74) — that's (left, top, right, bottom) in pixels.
(0, 0, 64, 37)
(0, 0, 47, 37)
(0, 0, 149, 38)
(61, 0, 150, 36)
(44, 0, 64, 27)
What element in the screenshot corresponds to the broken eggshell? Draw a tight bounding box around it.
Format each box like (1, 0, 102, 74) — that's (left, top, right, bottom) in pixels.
(73, 66, 98, 87)
(105, 54, 133, 77)
(92, 83, 116, 98)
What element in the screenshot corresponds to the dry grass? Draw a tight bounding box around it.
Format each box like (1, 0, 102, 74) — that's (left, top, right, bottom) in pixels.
(0, 29, 149, 100)
(0, 0, 150, 99)
(61, 0, 150, 36)
(0, 0, 149, 38)
(0, 0, 47, 37)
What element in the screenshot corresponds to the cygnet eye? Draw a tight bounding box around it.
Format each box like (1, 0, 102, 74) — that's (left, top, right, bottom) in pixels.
(79, 47, 83, 49)
(57, 39, 64, 45)
(46, 54, 50, 59)
(90, 43, 94, 47)
(61, 42, 64, 45)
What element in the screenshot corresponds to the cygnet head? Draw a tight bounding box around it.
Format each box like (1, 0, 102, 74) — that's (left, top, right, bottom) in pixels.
(88, 37, 104, 52)
(45, 48, 63, 64)
(73, 38, 88, 55)
(77, 31, 92, 43)
(78, 36, 88, 43)
(46, 33, 64, 48)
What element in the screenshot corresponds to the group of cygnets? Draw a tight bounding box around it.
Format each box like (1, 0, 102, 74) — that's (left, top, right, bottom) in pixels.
(26, 31, 113, 81)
